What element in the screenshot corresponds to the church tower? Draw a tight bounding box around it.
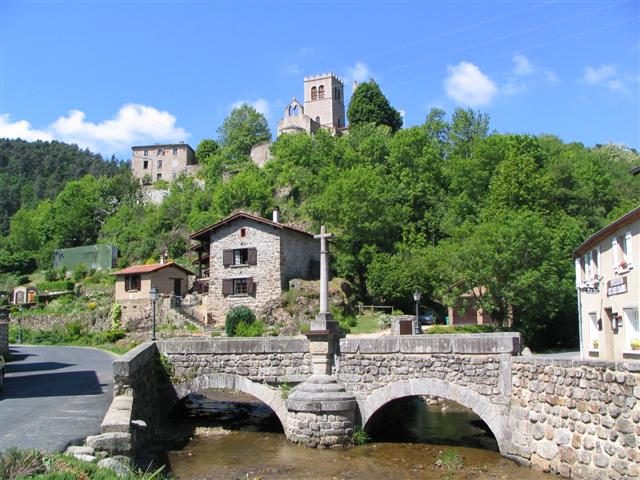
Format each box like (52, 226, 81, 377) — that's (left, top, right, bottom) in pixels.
(303, 73, 345, 132)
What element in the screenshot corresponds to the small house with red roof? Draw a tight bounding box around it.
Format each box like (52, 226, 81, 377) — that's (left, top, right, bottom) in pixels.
(112, 261, 194, 303)
(190, 210, 318, 324)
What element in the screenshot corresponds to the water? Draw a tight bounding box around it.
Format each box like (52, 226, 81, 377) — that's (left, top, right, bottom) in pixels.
(165, 391, 555, 480)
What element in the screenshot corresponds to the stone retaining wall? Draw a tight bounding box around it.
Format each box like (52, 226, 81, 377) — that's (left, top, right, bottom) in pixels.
(509, 357, 640, 478)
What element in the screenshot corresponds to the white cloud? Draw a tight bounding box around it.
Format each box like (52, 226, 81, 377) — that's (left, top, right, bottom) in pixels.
(582, 65, 632, 94)
(444, 61, 498, 107)
(283, 63, 301, 76)
(231, 98, 271, 117)
(0, 114, 53, 142)
(545, 71, 559, 83)
(0, 104, 189, 155)
(503, 80, 527, 96)
(346, 61, 373, 89)
(513, 54, 534, 76)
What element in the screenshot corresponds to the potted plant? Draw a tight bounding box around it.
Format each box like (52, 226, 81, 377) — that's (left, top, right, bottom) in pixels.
(631, 339, 640, 351)
(592, 339, 599, 349)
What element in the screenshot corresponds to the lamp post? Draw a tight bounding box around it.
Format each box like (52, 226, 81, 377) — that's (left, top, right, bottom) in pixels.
(413, 290, 422, 334)
(149, 286, 159, 341)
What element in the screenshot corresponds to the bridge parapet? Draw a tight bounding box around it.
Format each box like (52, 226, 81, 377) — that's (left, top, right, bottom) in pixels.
(158, 337, 312, 385)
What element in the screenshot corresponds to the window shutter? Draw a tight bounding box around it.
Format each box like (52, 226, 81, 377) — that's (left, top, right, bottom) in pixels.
(247, 277, 254, 295)
(625, 231, 633, 266)
(575, 258, 582, 287)
(223, 250, 233, 266)
(222, 279, 233, 295)
(248, 248, 257, 265)
(612, 237, 619, 269)
(596, 246, 601, 277)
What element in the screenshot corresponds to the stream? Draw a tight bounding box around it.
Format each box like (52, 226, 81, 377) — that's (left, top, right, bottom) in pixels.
(165, 390, 555, 480)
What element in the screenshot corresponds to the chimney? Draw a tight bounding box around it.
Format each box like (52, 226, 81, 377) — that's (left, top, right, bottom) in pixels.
(160, 251, 167, 265)
(272, 207, 280, 224)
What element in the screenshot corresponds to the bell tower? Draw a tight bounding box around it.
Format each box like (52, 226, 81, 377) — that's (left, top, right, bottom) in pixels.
(303, 73, 345, 132)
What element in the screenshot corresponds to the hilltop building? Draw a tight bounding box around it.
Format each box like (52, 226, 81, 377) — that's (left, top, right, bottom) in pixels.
(251, 73, 347, 166)
(574, 206, 639, 361)
(277, 73, 346, 137)
(131, 143, 199, 185)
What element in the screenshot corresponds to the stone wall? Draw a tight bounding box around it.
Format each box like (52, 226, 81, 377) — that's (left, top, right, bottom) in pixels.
(509, 357, 640, 479)
(158, 337, 312, 385)
(280, 229, 317, 289)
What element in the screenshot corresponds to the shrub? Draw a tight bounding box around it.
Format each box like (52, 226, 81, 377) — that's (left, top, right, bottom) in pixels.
(426, 324, 495, 335)
(109, 303, 122, 330)
(36, 280, 74, 292)
(225, 306, 256, 336)
(72, 263, 88, 282)
(352, 427, 370, 445)
(234, 320, 264, 337)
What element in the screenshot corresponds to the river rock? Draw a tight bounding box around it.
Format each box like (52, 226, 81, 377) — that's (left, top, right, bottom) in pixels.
(65, 446, 95, 456)
(98, 457, 131, 477)
(86, 432, 132, 455)
(73, 454, 97, 463)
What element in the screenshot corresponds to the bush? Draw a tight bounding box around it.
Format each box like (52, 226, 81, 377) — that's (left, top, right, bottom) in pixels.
(36, 280, 74, 292)
(225, 306, 256, 336)
(234, 320, 264, 337)
(426, 324, 496, 334)
(72, 263, 88, 282)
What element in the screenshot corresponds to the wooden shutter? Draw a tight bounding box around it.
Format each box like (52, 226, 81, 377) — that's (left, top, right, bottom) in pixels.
(247, 248, 257, 265)
(247, 277, 254, 296)
(222, 279, 233, 295)
(222, 249, 233, 266)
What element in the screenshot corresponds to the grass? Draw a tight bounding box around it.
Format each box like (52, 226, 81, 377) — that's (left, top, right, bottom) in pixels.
(352, 427, 371, 445)
(0, 448, 167, 480)
(8, 322, 137, 355)
(437, 448, 463, 470)
(348, 313, 383, 334)
(426, 324, 496, 334)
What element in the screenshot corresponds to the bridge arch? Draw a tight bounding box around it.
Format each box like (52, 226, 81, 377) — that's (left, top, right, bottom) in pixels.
(359, 379, 509, 454)
(173, 373, 288, 430)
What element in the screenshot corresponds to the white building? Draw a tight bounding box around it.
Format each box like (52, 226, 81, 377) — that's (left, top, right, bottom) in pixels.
(574, 206, 640, 361)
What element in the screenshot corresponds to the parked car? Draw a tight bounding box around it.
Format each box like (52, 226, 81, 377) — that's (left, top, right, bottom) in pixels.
(418, 310, 435, 325)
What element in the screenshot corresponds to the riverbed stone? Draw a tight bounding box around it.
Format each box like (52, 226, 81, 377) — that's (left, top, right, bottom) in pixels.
(97, 457, 131, 477)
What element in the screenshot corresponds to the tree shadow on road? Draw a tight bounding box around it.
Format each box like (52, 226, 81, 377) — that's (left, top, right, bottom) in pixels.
(6, 361, 75, 374)
(0, 370, 108, 399)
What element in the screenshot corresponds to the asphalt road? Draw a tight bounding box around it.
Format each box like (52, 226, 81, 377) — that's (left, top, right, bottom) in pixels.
(0, 345, 115, 452)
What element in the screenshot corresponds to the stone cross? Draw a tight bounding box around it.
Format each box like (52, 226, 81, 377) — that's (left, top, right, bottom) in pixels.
(310, 225, 337, 333)
(314, 225, 334, 316)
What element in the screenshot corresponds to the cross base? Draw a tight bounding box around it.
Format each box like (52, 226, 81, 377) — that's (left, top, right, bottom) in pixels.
(310, 312, 339, 332)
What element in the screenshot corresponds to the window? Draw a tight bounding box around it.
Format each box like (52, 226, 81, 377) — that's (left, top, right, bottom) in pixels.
(125, 274, 141, 291)
(318, 85, 325, 99)
(223, 248, 257, 266)
(624, 308, 639, 348)
(613, 232, 634, 272)
(311, 86, 318, 101)
(222, 277, 254, 296)
(143, 149, 148, 156)
(234, 249, 248, 265)
(143, 160, 149, 169)
(240, 228, 246, 238)
(315, 116, 320, 123)
(157, 173, 162, 180)
(157, 148, 163, 155)
(157, 160, 163, 169)
(173, 148, 178, 155)
(583, 247, 600, 282)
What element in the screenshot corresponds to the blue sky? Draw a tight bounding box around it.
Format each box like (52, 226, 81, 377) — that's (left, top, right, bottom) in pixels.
(1, 0, 638, 158)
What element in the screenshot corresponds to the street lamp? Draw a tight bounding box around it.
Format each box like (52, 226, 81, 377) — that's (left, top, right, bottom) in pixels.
(413, 290, 422, 334)
(149, 286, 159, 341)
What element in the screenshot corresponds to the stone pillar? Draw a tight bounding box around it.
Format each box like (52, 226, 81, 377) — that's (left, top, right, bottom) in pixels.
(286, 375, 357, 448)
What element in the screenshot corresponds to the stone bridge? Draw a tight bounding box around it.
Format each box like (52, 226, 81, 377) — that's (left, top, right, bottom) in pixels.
(97, 334, 640, 480)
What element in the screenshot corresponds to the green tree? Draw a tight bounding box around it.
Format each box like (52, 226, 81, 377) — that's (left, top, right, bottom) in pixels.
(217, 104, 271, 156)
(347, 80, 403, 133)
(195, 138, 219, 163)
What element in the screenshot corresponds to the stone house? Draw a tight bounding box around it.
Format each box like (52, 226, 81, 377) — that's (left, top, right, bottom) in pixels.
(11, 286, 37, 305)
(574, 205, 640, 361)
(447, 286, 494, 325)
(190, 211, 318, 324)
(131, 143, 198, 185)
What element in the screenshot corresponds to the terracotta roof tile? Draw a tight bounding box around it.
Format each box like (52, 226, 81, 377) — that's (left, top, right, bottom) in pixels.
(112, 262, 194, 276)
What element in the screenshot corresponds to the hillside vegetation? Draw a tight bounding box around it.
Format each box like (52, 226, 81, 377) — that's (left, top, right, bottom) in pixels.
(1, 97, 639, 350)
